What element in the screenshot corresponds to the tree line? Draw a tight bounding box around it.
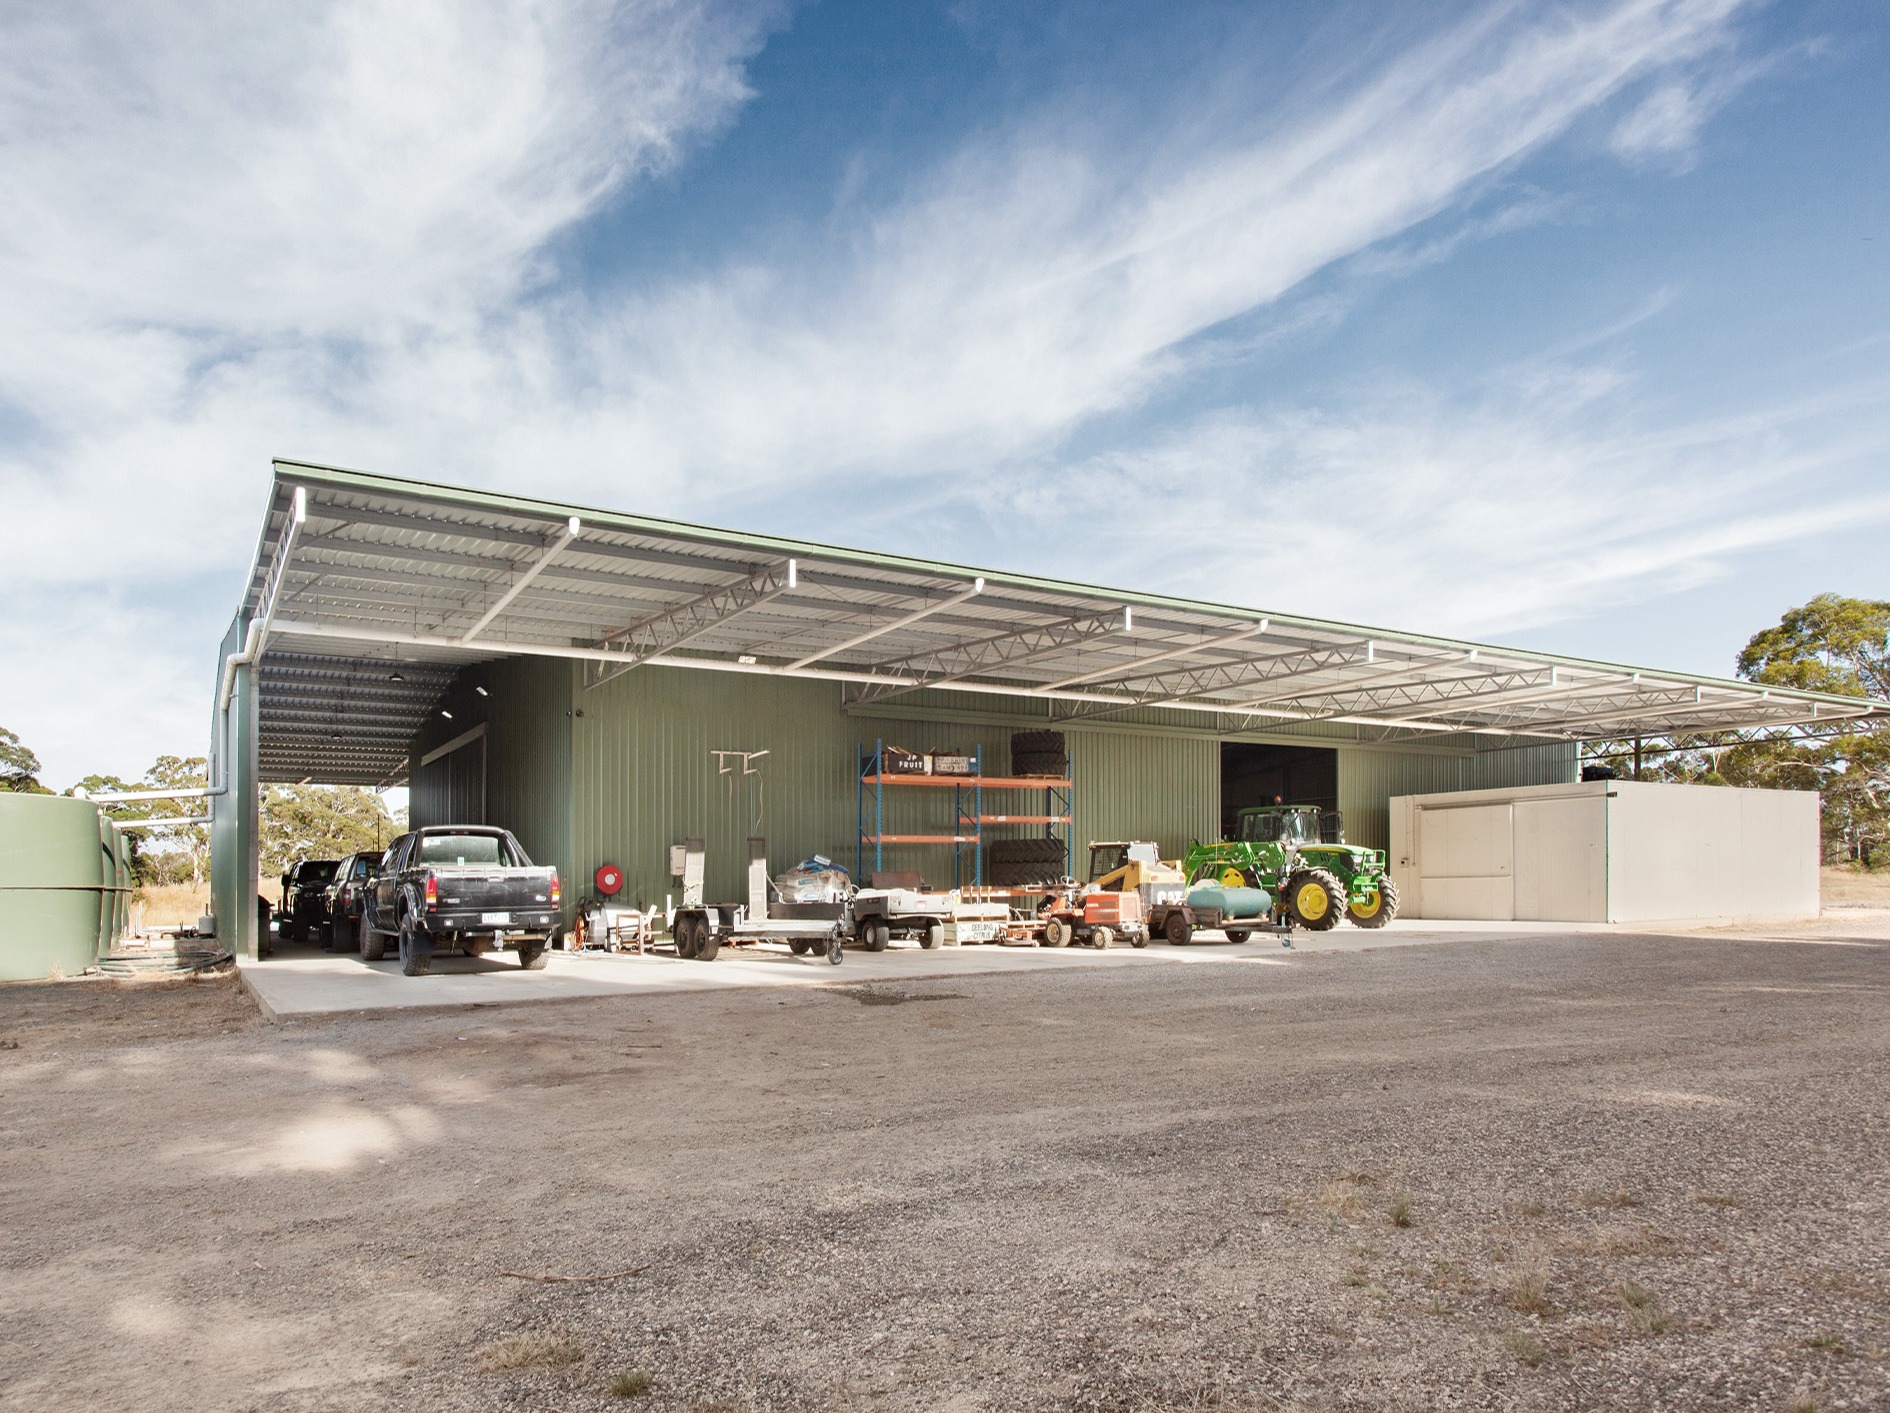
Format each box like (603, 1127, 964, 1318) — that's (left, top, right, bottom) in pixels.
(0, 736, 404, 884)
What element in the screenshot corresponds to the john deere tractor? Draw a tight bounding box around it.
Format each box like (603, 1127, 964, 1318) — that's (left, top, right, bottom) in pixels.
(1182, 805, 1398, 932)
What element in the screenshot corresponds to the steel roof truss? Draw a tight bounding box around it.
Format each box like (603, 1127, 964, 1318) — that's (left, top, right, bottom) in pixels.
(586, 560, 798, 689)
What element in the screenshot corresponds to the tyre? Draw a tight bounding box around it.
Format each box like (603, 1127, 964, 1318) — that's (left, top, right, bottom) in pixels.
(1090, 925, 1112, 950)
(1164, 912, 1193, 946)
(1041, 917, 1069, 947)
(517, 944, 548, 970)
(673, 915, 699, 959)
(921, 921, 943, 950)
(1284, 869, 1345, 932)
(398, 915, 431, 976)
(789, 938, 811, 955)
(988, 837, 1067, 886)
(358, 913, 386, 961)
(1010, 751, 1068, 778)
(1224, 928, 1251, 943)
(826, 931, 845, 965)
(697, 927, 721, 961)
(1347, 878, 1399, 929)
(864, 922, 890, 952)
(1129, 927, 1149, 949)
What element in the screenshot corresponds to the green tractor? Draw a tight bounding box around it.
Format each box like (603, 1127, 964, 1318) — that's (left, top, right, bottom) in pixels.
(1181, 805, 1398, 932)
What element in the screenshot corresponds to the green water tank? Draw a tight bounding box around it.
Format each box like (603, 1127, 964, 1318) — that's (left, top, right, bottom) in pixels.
(0, 794, 111, 981)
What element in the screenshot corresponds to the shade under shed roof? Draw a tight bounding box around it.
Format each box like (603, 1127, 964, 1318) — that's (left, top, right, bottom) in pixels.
(237, 460, 1889, 785)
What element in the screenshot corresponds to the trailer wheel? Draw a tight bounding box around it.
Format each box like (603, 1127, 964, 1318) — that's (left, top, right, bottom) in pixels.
(1090, 925, 1113, 950)
(697, 927, 721, 961)
(921, 921, 943, 950)
(1224, 928, 1251, 943)
(673, 915, 699, 959)
(1164, 912, 1193, 946)
(788, 938, 810, 955)
(827, 929, 845, 965)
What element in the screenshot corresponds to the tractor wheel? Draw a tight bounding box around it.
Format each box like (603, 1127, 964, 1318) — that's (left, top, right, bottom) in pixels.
(1163, 912, 1193, 946)
(1284, 870, 1345, 932)
(1347, 878, 1400, 929)
(1217, 865, 1249, 888)
(1090, 926, 1113, 950)
(1041, 918, 1070, 948)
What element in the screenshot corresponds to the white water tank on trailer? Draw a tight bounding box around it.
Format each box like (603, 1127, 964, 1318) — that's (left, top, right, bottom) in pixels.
(1388, 780, 1819, 925)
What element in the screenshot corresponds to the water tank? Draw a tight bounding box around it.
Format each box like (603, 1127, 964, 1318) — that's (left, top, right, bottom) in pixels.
(0, 794, 112, 981)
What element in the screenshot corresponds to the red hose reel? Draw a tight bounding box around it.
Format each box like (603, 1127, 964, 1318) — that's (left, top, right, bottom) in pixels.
(594, 863, 624, 897)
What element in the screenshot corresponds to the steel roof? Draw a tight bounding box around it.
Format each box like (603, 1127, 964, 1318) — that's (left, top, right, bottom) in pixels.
(241, 460, 1889, 784)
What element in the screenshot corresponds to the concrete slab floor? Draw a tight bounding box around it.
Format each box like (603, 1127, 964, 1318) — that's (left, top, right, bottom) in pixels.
(230, 914, 1801, 1022)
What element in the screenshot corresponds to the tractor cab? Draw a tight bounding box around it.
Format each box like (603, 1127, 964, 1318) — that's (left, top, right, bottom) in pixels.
(1235, 805, 1343, 846)
(1087, 840, 1161, 882)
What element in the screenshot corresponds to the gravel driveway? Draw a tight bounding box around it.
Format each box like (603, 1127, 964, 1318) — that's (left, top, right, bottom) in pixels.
(2, 919, 1886, 1412)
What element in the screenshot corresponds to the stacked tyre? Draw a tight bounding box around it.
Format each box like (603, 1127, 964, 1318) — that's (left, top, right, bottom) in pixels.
(987, 837, 1068, 887)
(1010, 729, 1068, 779)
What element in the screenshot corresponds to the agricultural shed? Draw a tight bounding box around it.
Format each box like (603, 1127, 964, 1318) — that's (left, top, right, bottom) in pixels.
(204, 460, 1887, 957)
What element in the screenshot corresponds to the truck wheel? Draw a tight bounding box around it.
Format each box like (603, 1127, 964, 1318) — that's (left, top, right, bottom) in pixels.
(359, 913, 385, 961)
(1224, 928, 1251, 943)
(1041, 918, 1069, 948)
(921, 921, 943, 950)
(1347, 878, 1399, 929)
(1090, 925, 1113, 950)
(1164, 912, 1193, 946)
(1285, 870, 1346, 932)
(398, 915, 431, 977)
(517, 944, 548, 970)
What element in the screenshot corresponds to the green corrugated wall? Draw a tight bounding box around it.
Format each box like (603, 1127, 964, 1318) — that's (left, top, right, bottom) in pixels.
(411, 659, 1575, 918)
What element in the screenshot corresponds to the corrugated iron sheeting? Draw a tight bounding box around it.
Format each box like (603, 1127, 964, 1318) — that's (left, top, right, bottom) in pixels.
(1339, 740, 1577, 849)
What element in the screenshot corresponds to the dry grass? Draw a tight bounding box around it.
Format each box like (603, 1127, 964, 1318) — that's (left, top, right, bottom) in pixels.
(1822, 864, 1890, 907)
(1618, 1280, 1673, 1335)
(609, 1368, 654, 1398)
(131, 883, 211, 932)
(1505, 1268, 1553, 1315)
(1318, 1179, 1367, 1217)
(1786, 1390, 1821, 1413)
(1499, 1330, 1546, 1367)
(1387, 1192, 1413, 1227)
(475, 1329, 585, 1372)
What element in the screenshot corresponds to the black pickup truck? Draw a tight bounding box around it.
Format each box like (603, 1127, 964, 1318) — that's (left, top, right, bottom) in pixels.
(360, 826, 562, 976)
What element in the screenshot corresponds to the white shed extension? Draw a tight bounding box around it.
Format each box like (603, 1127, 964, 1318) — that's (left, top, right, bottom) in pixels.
(1388, 781, 1820, 925)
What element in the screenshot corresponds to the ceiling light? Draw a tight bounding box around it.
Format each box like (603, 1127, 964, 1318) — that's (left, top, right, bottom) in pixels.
(389, 671, 405, 683)
(737, 655, 758, 665)
(474, 685, 489, 696)
(440, 709, 454, 720)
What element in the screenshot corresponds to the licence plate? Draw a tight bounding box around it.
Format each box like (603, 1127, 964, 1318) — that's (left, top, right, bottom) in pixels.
(481, 912, 511, 925)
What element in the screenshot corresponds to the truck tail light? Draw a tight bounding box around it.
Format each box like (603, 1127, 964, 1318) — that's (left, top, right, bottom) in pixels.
(549, 869, 561, 906)
(424, 872, 438, 910)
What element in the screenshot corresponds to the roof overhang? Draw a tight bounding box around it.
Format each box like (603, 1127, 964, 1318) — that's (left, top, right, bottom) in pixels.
(236, 460, 1890, 784)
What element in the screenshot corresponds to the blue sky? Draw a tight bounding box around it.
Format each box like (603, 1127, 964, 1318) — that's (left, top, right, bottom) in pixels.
(2, 0, 1886, 788)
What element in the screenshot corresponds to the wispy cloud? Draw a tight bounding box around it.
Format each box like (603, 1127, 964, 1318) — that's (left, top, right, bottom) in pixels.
(0, 0, 1798, 781)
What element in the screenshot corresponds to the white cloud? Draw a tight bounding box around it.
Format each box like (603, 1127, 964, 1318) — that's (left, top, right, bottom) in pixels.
(1001, 369, 1890, 639)
(0, 0, 1784, 783)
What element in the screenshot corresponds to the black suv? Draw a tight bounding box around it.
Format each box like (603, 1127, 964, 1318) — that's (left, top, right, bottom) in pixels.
(278, 859, 340, 944)
(321, 851, 383, 951)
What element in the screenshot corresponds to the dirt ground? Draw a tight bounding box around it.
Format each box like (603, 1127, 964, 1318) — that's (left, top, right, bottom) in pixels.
(2, 920, 1887, 1413)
